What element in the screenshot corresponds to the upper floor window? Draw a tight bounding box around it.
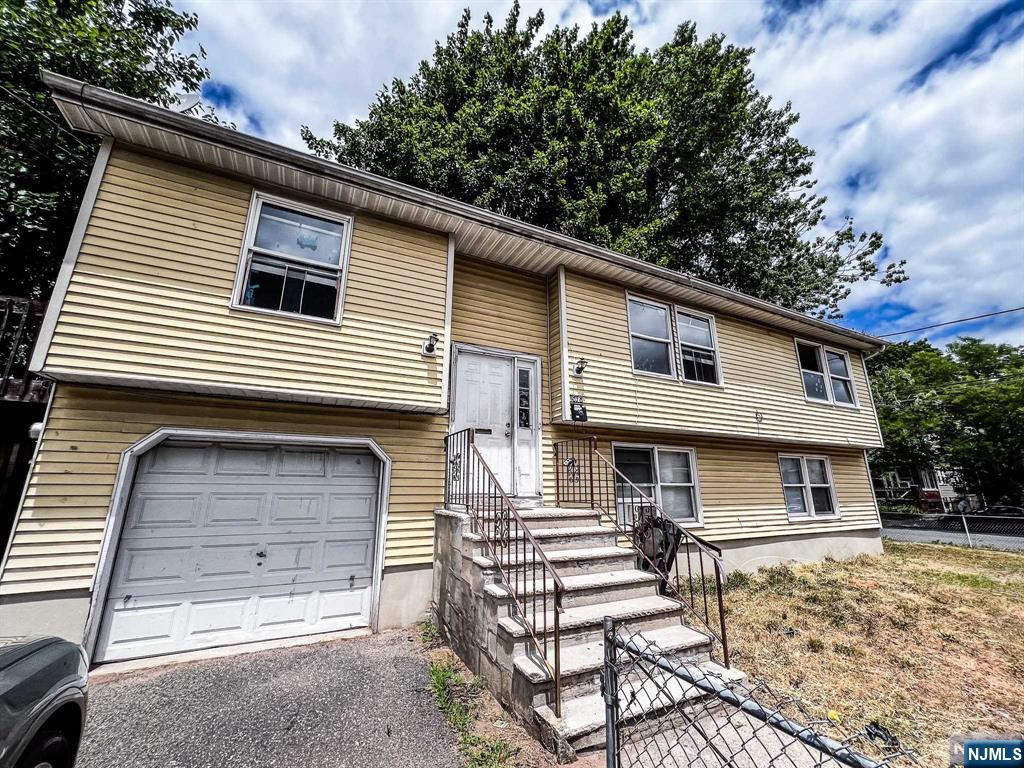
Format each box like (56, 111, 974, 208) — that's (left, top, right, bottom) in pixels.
(234, 193, 353, 323)
(628, 297, 674, 376)
(676, 309, 720, 384)
(779, 454, 837, 519)
(796, 340, 857, 406)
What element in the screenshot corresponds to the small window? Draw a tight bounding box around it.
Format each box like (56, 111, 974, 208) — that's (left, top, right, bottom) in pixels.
(235, 195, 351, 322)
(826, 349, 856, 405)
(676, 310, 720, 384)
(796, 342, 830, 401)
(613, 445, 700, 522)
(628, 297, 673, 376)
(779, 454, 837, 519)
(517, 368, 532, 428)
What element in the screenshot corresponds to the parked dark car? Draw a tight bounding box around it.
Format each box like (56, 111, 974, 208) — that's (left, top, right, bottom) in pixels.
(0, 637, 87, 768)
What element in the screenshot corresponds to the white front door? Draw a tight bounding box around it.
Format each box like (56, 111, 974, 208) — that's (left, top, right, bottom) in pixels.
(452, 351, 515, 490)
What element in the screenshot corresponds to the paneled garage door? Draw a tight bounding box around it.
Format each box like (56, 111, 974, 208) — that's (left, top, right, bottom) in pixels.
(95, 441, 381, 662)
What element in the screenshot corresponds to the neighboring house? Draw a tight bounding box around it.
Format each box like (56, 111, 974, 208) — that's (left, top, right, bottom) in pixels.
(873, 467, 976, 512)
(0, 73, 887, 670)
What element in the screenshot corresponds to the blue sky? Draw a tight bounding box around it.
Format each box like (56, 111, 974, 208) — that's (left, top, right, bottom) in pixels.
(179, 0, 1024, 347)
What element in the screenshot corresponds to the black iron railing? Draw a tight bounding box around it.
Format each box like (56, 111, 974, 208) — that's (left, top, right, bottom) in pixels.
(554, 436, 730, 667)
(1, 296, 50, 403)
(444, 428, 567, 717)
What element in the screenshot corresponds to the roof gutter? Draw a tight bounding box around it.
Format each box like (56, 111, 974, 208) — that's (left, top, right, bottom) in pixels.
(41, 69, 884, 351)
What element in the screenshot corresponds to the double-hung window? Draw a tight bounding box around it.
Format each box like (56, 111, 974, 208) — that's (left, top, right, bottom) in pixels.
(628, 297, 674, 376)
(796, 340, 857, 406)
(676, 310, 720, 384)
(613, 445, 700, 522)
(779, 454, 837, 519)
(234, 193, 352, 323)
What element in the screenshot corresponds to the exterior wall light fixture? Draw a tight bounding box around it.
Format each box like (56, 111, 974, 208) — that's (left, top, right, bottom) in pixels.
(422, 333, 440, 356)
(574, 358, 588, 375)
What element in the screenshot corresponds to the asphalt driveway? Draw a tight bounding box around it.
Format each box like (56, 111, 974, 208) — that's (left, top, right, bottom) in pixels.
(77, 629, 461, 768)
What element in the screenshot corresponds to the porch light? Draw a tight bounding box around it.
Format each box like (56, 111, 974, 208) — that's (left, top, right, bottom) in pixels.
(574, 358, 588, 375)
(422, 333, 440, 356)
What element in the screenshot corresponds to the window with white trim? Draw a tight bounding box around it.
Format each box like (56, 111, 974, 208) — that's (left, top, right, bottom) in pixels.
(779, 454, 837, 518)
(796, 340, 857, 406)
(676, 309, 720, 384)
(628, 297, 674, 376)
(825, 349, 856, 405)
(613, 445, 700, 522)
(235, 194, 352, 322)
(796, 341, 830, 401)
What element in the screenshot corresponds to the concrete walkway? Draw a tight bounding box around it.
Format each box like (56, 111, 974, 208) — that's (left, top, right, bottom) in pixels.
(77, 629, 461, 768)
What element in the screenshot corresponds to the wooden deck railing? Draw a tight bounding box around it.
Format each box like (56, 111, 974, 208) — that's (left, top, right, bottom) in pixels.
(1, 296, 50, 403)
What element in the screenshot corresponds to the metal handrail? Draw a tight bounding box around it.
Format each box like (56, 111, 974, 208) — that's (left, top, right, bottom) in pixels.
(554, 436, 730, 667)
(444, 428, 566, 717)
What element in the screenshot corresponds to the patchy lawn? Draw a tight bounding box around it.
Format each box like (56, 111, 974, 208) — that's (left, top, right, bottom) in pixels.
(724, 541, 1024, 765)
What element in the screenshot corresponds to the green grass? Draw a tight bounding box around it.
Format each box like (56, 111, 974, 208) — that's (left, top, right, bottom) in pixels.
(428, 657, 519, 768)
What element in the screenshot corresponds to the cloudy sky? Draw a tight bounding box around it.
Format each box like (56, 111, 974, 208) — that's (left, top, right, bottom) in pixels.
(177, 0, 1024, 347)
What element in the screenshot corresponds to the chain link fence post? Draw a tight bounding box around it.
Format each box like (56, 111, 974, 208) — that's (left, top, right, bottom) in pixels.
(602, 616, 619, 768)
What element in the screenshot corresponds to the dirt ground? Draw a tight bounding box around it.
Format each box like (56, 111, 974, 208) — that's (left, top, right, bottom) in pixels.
(723, 540, 1024, 766)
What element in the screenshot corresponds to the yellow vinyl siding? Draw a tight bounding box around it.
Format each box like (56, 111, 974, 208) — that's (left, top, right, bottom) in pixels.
(562, 271, 882, 447)
(0, 384, 447, 596)
(544, 427, 879, 541)
(43, 149, 450, 408)
(547, 273, 564, 425)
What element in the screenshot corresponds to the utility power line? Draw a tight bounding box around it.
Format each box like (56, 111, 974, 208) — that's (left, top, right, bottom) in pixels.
(878, 306, 1024, 337)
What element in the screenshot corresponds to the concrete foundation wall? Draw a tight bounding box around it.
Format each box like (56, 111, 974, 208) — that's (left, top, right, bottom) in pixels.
(717, 527, 883, 573)
(378, 564, 433, 629)
(0, 589, 90, 642)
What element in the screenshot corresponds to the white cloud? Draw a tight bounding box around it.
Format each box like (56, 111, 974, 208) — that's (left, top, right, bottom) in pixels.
(178, 0, 1024, 346)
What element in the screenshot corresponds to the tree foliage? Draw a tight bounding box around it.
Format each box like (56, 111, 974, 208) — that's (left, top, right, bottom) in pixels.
(868, 338, 1024, 504)
(0, 0, 211, 298)
(303, 4, 906, 318)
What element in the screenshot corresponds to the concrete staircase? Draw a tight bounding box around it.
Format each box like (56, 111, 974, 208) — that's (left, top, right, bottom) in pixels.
(432, 503, 741, 760)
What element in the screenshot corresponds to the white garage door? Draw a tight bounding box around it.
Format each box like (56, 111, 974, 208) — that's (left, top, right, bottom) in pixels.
(95, 441, 381, 662)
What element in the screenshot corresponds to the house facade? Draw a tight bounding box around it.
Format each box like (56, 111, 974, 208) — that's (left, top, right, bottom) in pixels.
(0, 73, 884, 666)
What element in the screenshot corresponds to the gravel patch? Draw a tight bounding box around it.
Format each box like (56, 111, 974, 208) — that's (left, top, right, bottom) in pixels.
(77, 629, 461, 768)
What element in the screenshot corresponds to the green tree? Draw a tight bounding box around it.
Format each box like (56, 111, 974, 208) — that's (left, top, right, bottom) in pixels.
(868, 338, 1024, 505)
(303, 5, 906, 318)
(0, 0, 212, 298)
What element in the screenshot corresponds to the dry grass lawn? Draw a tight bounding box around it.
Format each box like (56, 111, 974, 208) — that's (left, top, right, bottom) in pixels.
(724, 541, 1024, 766)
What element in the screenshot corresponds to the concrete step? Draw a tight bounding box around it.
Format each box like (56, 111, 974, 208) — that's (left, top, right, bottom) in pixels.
(516, 508, 601, 529)
(497, 595, 685, 650)
(513, 624, 712, 704)
(518, 525, 618, 551)
(535, 660, 746, 752)
(472, 545, 637, 578)
(484, 568, 660, 608)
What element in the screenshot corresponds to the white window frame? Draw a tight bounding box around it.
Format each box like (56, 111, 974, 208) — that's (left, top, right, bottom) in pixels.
(793, 338, 859, 408)
(612, 442, 703, 526)
(231, 191, 355, 326)
(674, 305, 724, 387)
(625, 293, 677, 379)
(778, 453, 840, 521)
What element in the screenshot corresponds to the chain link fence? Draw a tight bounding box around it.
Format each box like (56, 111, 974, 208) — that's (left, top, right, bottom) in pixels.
(880, 512, 1024, 552)
(603, 619, 921, 768)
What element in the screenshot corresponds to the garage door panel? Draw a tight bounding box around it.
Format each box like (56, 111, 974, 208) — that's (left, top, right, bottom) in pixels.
(113, 542, 194, 591)
(98, 583, 371, 662)
(128, 492, 201, 531)
(214, 445, 273, 476)
(205, 493, 265, 527)
(143, 443, 211, 475)
(270, 493, 322, 525)
(326, 492, 376, 523)
(97, 441, 381, 662)
(279, 447, 327, 477)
